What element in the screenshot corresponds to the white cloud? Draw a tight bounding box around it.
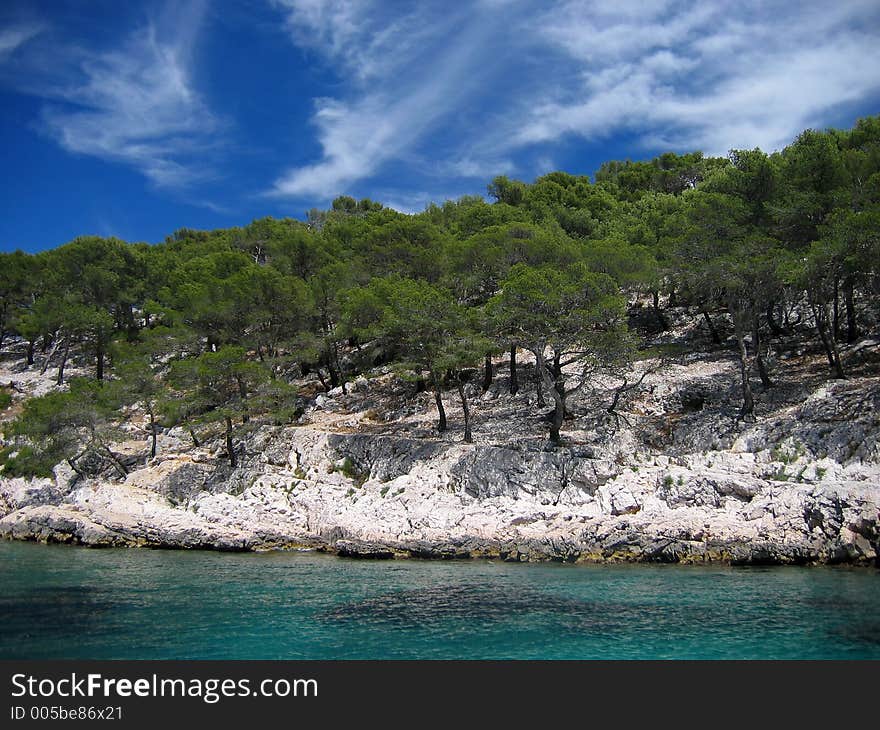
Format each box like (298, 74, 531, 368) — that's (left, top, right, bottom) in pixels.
(441, 157, 517, 180)
(0, 23, 43, 60)
(273, 0, 365, 65)
(268, 0, 880, 201)
(40, 1, 219, 188)
(273, 0, 448, 83)
(379, 189, 485, 215)
(514, 0, 880, 156)
(269, 1, 502, 199)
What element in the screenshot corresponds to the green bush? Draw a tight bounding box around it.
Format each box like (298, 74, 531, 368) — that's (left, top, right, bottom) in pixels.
(0, 445, 60, 478)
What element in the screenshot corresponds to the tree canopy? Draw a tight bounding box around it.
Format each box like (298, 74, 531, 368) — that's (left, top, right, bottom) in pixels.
(1, 115, 878, 473)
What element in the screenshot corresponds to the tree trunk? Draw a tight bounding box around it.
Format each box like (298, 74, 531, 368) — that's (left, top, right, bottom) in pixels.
(41, 337, 62, 375)
(26, 339, 35, 366)
(149, 410, 157, 459)
(535, 349, 565, 443)
(101, 445, 129, 478)
(756, 352, 772, 389)
(753, 316, 772, 388)
(457, 381, 472, 443)
(327, 363, 340, 389)
(315, 368, 329, 392)
(735, 330, 755, 420)
(829, 337, 846, 380)
(608, 376, 627, 414)
(549, 388, 565, 443)
(766, 302, 783, 336)
(844, 276, 858, 343)
(225, 416, 237, 467)
(433, 387, 447, 433)
(331, 343, 347, 394)
(56, 340, 70, 385)
(813, 302, 846, 378)
(814, 304, 836, 368)
(701, 308, 721, 345)
(66, 457, 85, 483)
(509, 344, 518, 395)
(832, 276, 840, 342)
(482, 352, 493, 391)
(535, 371, 546, 407)
(652, 290, 669, 330)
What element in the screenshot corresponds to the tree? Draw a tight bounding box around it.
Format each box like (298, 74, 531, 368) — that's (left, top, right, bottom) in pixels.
(611, 192, 689, 330)
(110, 339, 171, 459)
(157, 249, 253, 348)
(435, 320, 491, 443)
(354, 277, 476, 437)
(676, 192, 786, 416)
(308, 262, 357, 391)
(448, 222, 580, 396)
(487, 175, 527, 206)
(489, 263, 632, 443)
(0, 250, 40, 352)
(1, 378, 126, 479)
(40, 237, 144, 379)
(168, 346, 271, 467)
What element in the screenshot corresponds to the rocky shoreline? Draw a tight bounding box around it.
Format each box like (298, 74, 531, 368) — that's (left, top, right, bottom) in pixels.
(2, 340, 879, 566)
(1, 420, 878, 565)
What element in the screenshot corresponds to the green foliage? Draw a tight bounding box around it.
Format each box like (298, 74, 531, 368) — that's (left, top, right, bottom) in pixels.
(1, 114, 878, 461)
(335, 457, 368, 486)
(2, 378, 125, 477)
(168, 346, 267, 426)
(0, 445, 61, 478)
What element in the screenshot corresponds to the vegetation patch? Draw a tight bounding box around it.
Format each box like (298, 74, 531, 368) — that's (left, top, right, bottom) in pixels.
(0, 115, 876, 468)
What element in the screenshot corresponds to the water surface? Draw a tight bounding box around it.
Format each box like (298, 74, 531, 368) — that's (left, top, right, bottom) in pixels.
(1, 540, 877, 659)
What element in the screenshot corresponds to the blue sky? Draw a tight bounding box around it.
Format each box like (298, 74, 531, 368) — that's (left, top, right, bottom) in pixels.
(1, 0, 879, 252)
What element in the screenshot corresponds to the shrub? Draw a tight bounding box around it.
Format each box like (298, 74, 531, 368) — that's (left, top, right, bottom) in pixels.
(0, 445, 60, 478)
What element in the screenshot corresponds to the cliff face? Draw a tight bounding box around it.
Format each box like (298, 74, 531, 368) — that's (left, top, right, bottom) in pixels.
(1, 344, 878, 564)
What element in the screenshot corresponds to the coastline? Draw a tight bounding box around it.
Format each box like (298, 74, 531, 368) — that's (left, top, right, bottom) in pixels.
(2, 423, 877, 566)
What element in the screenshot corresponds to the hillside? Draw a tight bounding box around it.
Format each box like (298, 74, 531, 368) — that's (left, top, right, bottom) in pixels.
(0, 117, 879, 564)
(1, 303, 877, 564)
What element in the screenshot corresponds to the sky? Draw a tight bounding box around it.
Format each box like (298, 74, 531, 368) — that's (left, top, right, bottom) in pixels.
(1, 0, 879, 252)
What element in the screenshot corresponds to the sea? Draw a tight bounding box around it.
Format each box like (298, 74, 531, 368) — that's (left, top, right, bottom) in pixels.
(1, 540, 878, 659)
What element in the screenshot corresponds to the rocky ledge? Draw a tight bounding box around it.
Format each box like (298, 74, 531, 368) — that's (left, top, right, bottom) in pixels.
(1, 416, 878, 565)
(2, 343, 879, 565)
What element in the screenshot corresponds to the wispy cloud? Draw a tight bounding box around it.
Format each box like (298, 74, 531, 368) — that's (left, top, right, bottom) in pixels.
(270, 0, 880, 203)
(273, 0, 447, 84)
(0, 23, 43, 60)
(515, 0, 880, 155)
(39, 0, 220, 188)
(268, 0, 513, 199)
(440, 157, 517, 180)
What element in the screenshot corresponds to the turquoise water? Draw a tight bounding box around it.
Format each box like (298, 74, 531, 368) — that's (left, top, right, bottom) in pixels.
(0, 540, 878, 659)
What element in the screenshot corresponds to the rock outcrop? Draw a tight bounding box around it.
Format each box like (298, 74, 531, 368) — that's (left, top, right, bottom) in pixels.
(1, 349, 878, 565)
(1, 419, 877, 564)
